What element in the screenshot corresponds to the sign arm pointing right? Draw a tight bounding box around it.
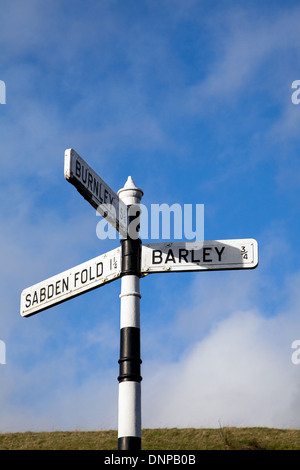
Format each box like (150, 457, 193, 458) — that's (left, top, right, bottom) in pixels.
(141, 239, 258, 274)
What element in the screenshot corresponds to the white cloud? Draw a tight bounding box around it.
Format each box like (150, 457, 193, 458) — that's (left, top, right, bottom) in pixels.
(140, 235, 300, 429)
(142, 304, 300, 429)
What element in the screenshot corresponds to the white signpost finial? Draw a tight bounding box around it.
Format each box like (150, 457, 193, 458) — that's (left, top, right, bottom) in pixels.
(118, 176, 144, 205)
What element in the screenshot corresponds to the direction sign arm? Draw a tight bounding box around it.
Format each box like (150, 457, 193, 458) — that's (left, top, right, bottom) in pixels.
(141, 239, 258, 274)
(64, 148, 128, 237)
(20, 248, 121, 317)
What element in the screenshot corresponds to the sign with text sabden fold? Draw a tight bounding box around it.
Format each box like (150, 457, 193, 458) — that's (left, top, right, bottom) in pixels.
(141, 239, 258, 274)
(64, 149, 128, 237)
(20, 247, 121, 317)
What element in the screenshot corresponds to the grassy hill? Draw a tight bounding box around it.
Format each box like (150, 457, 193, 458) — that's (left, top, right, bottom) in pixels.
(0, 427, 300, 450)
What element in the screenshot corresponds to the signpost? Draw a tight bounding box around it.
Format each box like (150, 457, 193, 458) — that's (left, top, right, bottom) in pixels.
(20, 148, 259, 451)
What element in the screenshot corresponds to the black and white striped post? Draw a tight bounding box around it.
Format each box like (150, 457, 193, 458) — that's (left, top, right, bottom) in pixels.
(117, 177, 143, 451)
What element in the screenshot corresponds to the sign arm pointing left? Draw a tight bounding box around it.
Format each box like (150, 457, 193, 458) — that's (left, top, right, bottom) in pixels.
(20, 247, 121, 317)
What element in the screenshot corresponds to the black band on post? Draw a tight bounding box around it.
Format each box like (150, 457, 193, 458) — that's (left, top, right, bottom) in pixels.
(118, 436, 141, 451)
(118, 327, 142, 383)
(121, 237, 141, 276)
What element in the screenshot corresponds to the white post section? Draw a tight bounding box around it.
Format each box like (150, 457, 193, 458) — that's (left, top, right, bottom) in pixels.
(117, 177, 143, 451)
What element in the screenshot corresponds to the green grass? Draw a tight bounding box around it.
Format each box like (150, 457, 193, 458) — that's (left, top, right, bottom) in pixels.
(0, 427, 300, 450)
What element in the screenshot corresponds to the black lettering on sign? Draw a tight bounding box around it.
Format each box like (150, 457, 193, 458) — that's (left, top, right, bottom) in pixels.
(24, 276, 70, 310)
(74, 264, 104, 287)
(81, 269, 88, 284)
(55, 280, 61, 296)
(62, 278, 69, 292)
(74, 158, 115, 207)
(215, 246, 225, 261)
(75, 160, 81, 178)
(97, 262, 103, 277)
(32, 291, 38, 305)
(40, 287, 46, 302)
(151, 245, 227, 266)
(203, 247, 212, 262)
(82, 167, 87, 184)
(165, 249, 176, 263)
(98, 183, 103, 203)
(179, 249, 189, 263)
(191, 250, 200, 263)
(153, 250, 163, 264)
(88, 173, 93, 191)
(89, 266, 95, 281)
(48, 284, 54, 299)
(25, 293, 31, 308)
(74, 271, 80, 287)
(93, 179, 99, 198)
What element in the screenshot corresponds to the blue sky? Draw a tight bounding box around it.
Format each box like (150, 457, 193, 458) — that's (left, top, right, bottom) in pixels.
(1, 0, 300, 431)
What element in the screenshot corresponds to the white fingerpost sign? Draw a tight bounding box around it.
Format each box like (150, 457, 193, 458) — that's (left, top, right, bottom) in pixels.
(21, 247, 121, 317)
(141, 239, 258, 274)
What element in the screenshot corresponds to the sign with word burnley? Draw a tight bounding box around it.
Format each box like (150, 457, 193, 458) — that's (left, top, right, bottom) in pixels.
(64, 149, 128, 237)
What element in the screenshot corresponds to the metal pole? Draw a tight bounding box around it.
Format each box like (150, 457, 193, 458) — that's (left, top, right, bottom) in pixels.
(117, 177, 143, 451)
